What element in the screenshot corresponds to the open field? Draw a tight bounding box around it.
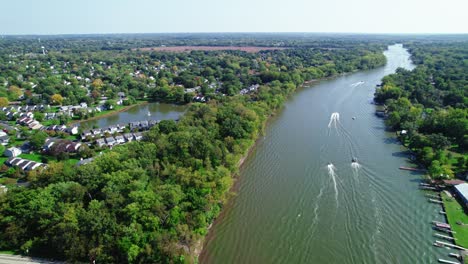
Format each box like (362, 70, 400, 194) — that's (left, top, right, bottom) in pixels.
(134, 46, 286, 53)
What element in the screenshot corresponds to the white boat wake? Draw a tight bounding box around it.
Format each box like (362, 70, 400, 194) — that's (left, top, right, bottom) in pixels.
(327, 163, 339, 206)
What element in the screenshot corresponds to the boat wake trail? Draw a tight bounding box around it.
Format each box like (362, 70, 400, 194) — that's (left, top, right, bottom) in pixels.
(327, 163, 339, 206)
(351, 162, 361, 181)
(350, 81, 365, 87)
(327, 112, 340, 128)
(327, 112, 340, 136)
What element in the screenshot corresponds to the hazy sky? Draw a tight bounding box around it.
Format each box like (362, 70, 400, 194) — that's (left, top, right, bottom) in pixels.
(1, 0, 467, 34)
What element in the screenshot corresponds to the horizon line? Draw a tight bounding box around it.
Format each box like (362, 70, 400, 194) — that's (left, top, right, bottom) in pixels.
(2, 31, 468, 37)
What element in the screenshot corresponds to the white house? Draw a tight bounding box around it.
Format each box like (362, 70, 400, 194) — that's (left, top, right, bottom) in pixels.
(66, 126, 79, 135)
(4, 147, 22, 157)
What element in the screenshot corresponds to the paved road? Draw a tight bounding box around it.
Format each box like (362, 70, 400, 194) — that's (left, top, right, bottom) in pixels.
(0, 254, 62, 264)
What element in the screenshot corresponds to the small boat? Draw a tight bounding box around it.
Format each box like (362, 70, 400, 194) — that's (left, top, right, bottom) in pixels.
(352, 117, 356, 120)
(351, 157, 357, 163)
(147, 111, 151, 117)
(435, 223, 451, 229)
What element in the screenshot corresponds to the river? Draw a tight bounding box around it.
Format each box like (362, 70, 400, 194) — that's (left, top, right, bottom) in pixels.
(200, 44, 454, 263)
(77, 103, 187, 130)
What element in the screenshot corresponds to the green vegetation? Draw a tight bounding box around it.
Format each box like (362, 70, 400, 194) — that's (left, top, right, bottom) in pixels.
(375, 42, 468, 179)
(0, 35, 389, 263)
(18, 153, 43, 163)
(0, 250, 16, 255)
(441, 192, 468, 248)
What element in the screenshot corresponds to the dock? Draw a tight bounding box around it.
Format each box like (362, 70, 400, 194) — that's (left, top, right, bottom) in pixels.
(399, 166, 426, 172)
(430, 199, 444, 204)
(434, 227, 456, 234)
(438, 258, 460, 264)
(434, 233, 456, 241)
(421, 186, 439, 191)
(432, 221, 451, 229)
(436, 240, 467, 251)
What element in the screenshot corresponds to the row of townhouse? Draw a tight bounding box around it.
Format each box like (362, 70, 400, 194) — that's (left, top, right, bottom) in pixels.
(43, 138, 82, 153)
(5, 157, 45, 171)
(1, 104, 50, 113)
(81, 124, 126, 139)
(42, 124, 79, 135)
(95, 132, 143, 148)
(129, 120, 159, 131)
(17, 116, 43, 130)
(3, 110, 34, 120)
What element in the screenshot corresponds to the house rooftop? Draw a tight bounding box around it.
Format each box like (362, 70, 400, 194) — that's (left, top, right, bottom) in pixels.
(455, 183, 468, 201)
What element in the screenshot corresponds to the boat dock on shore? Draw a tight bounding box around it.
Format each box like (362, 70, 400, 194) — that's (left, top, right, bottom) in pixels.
(435, 240, 467, 251)
(434, 233, 456, 241)
(399, 166, 426, 172)
(430, 199, 444, 204)
(438, 259, 460, 264)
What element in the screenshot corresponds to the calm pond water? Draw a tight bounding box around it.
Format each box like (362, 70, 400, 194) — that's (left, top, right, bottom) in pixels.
(78, 103, 187, 129)
(200, 44, 455, 263)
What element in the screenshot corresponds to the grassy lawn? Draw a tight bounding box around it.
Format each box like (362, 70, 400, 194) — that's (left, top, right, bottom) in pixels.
(0, 156, 8, 165)
(0, 250, 16, 255)
(0, 177, 17, 185)
(10, 139, 26, 147)
(18, 153, 43, 162)
(442, 191, 468, 249)
(64, 134, 78, 141)
(65, 158, 80, 165)
(41, 119, 58, 126)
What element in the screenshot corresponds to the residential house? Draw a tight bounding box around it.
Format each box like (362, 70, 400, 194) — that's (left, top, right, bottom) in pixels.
(115, 135, 125, 144)
(91, 129, 103, 137)
(65, 142, 82, 152)
(105, 137, 116, 146)
(129, 121, 140, 130)
(66, 126, 79, 135)
(0, 135, 9, 145)
(43, 138, 56, 151)
(81, 130, 92, 139)
(4, 147, 22, 157)
(133, 132, 143, 141)
(96, 138, 106, 148)
(139, 120, 149, 130)
(5, 157, 43, 171)
(123, 133, 134, 142)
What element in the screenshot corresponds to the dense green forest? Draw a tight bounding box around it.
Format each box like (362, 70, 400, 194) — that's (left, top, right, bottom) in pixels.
(0, 36, 387, 263)
(374, 42, 468, 179)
